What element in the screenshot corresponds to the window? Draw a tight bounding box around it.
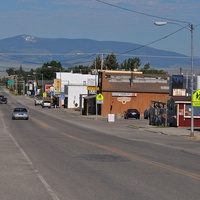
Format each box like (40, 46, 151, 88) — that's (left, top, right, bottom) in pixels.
(184, 104, 200, 118)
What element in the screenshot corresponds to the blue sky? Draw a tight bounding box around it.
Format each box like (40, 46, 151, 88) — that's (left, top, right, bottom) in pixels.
(0, 0, 200, 58)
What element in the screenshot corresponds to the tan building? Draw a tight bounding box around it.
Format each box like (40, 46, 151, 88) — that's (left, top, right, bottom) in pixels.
(97, 70, 170, 116)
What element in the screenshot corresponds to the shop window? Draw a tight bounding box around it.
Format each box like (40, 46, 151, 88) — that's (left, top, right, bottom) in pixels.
(184, 104, 200, 118)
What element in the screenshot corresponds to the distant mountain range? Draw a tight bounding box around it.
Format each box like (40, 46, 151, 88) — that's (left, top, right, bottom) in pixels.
(0, 35, 199, 74)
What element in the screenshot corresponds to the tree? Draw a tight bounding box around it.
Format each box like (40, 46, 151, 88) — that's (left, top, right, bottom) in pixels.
(91, 55, 102, 70)
(120, 57, 141, 71)
(104, 53, 119, 70)
(6, 67, 16, 76)
(140, 63, 167, 74)
(40, 60, 63, 80)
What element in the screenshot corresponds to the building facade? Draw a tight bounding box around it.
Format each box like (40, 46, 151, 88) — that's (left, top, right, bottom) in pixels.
(98, 70, 170, 116)
(56, 72, 97, 108)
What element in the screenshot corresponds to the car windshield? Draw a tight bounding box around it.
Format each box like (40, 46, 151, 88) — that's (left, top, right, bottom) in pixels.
(14, 108, 27, 112)
(128, 109, 137, 112)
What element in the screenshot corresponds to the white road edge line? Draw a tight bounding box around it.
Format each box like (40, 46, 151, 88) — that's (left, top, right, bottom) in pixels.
(8, 132, 61, 200)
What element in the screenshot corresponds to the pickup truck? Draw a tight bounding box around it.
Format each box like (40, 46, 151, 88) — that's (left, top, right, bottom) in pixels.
(41, 100, 51, 108)
(34, 98, 43, 106)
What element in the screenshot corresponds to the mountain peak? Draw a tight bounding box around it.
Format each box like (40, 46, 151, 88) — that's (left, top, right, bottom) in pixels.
(22, 35, 36, 43)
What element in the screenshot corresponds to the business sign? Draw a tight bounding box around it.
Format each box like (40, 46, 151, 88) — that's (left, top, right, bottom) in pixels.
(87, 86, 99, 91)
(54, 79, 61, 91)
(45, 84, 51, 93)
(173, 89, 186, 96)
(112, 92, 137, 97)
(87, 86, 99, 95)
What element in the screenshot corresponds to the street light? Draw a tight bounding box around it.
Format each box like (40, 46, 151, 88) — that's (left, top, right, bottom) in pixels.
(154, 21, 195, 137)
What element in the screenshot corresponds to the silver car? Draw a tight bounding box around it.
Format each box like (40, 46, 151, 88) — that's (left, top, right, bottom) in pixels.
(12, 107, 29, 120)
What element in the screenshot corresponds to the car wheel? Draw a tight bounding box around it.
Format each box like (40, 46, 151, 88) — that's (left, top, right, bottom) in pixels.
(42, 106, 44, 108)
(12, 117, 15, 120)
(26, 117, 29, 120)
(48, 107, 51, 109)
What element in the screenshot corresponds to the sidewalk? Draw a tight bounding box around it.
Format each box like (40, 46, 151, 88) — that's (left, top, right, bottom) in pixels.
(61, 108, 200, 139)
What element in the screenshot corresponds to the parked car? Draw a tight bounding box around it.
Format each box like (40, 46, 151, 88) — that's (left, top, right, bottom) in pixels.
(0, 95, 4, 100)
(34, 98, 43, 106)
(41, 100, 51, 108)
(144, 109, 150, 119)
(12, 107, 29, 120)
(0, 97, 7, 104)
(124, 109, 140, 119)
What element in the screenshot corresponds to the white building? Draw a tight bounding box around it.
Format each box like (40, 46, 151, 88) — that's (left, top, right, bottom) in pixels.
(56, 72, 98, 108)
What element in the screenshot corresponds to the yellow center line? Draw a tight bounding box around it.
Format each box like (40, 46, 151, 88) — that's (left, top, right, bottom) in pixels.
(29, 118, 200, 180)
(60, 132, 200, 180)
(32, 117, 52, 129)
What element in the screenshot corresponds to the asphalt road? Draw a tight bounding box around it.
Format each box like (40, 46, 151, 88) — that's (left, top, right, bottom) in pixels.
(0, 88, 200, 200)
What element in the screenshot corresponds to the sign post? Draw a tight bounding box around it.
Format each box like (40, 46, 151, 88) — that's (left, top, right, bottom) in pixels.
(95, 93, 104, 117)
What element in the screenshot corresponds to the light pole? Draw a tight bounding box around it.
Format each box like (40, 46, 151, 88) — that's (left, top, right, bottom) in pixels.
(154, 21, 195, 137)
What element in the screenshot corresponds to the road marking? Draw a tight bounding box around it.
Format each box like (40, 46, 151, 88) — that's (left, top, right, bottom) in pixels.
(60, 132, 200, 180)
(7, 128, 61, 200)
(32, 117, 51, 129)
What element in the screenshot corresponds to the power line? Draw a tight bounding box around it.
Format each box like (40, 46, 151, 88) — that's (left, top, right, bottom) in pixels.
(96, 0, 191, 24)
(118, 25, 188, 56)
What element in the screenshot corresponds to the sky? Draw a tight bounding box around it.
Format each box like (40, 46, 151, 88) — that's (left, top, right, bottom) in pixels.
(0, 0, 200, 60)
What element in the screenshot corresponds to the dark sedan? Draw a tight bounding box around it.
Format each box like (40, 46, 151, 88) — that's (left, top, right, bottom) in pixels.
(0, 97, 7, 104)
(124, 109, 140, 119)
(12, 107, 29, 120)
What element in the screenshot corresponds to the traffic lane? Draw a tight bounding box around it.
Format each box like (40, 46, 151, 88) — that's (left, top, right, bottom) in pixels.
(3, 93, 200, 198)
(0, 112, 59, 200)
(8, 97, 200, 179)
(6, 108, 200, 200)
(4, 92, 200, 172)
(29, 104, 200, 164)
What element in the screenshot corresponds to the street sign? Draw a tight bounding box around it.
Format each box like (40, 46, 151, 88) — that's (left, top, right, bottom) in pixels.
(7, 80, 15, 85)
(61, 94, 65, 100)
(96, 93, 104, 104)
(193, 89, 200, 107)
(96, 93, 104, 101)
(43, 92, 47, 97)
(50, 91, 54, 95)
(96, 100, 104, 104)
